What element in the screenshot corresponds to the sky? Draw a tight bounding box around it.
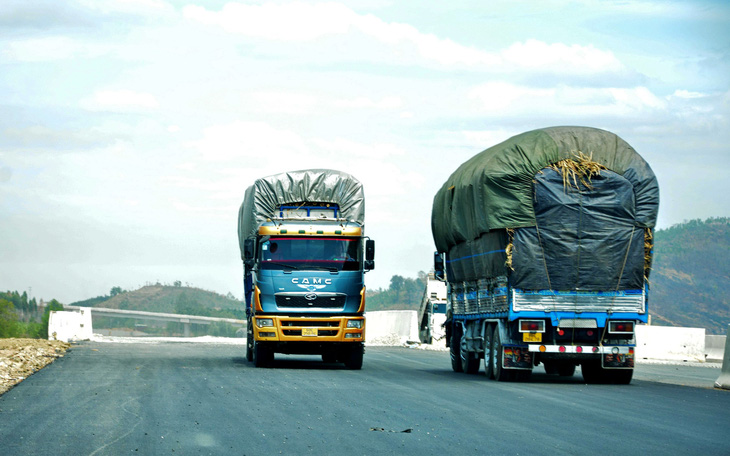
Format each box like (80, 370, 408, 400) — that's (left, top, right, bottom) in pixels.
(1, 0, 729, 304)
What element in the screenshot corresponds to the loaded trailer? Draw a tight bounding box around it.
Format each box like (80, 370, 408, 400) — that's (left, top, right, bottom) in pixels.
(431, 126, 659, 383)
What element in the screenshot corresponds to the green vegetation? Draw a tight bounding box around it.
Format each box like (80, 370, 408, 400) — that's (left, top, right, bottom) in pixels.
(0, 291, 63, 338)
(650, 217, 730, 335)
(366, 272, 427, 311)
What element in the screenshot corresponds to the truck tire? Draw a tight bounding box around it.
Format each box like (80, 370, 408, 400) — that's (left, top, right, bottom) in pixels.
(246, 317, 253, 362)
(460, 328, 480, 374)
(492, 325, 512, 382)
(344, 344, 364, 370)
(450, 322, 463, 373)
(484, 323, 495, 379)
(253, 340, 273, 368)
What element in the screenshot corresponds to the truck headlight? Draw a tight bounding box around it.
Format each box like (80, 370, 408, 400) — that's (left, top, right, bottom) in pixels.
(346, 320, 363, 329)
(256, 318, 274, 328)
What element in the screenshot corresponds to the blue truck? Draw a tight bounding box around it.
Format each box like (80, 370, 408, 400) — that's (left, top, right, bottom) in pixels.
(431, 127, 659, 383)
(238, 169, 374, 369)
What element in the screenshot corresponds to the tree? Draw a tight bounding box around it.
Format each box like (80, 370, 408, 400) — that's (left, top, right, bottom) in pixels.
(0, 298, 19, 337)
(110, 287, 124, 297)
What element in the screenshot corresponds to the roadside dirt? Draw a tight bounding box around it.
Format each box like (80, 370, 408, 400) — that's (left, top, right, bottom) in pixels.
(0, 338, 71, 396)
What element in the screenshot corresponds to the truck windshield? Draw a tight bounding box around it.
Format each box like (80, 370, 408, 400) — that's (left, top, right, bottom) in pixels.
(259, 237, 362, 271)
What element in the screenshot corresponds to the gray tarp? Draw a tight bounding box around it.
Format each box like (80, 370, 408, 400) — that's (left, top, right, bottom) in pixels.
(432, 126, 659, 253)
(238, 169, 365, 258)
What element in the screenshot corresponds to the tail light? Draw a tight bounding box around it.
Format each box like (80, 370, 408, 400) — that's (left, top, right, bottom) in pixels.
(608, 321, 635, 334)
(519, 320, 545, 333)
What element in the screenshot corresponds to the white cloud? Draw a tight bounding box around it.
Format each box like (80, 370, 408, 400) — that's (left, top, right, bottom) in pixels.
(672, 89, 706, 99)
(1, 36, 108, 62)
(78, 0, 173, 15)
(81, 90, 160, 111)
(186, 121, 309, 162)
(502, 39, 625, 74)
(251, 92, 319, 114)
(469, 82, 666, 116)
(334, 96, 402, 109)
(182, 3, 629, 75)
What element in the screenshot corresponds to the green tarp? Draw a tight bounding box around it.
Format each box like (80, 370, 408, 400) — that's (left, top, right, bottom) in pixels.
(431, 126, 659, 253)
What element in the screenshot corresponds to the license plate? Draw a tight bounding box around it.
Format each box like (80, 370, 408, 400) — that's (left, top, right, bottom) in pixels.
(523, 332, 542, 342)
(302, 328, 318, 337)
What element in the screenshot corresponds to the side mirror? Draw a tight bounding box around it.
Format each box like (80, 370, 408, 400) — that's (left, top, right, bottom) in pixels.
(244, 239, 256, 268)
(365, 239, 375, 261)
(434, 251, 445, 281)
(364, 239, 375, 270)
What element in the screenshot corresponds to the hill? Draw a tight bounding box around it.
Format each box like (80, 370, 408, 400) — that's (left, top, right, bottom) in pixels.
(650, 217, 730, 335)
(71, 285, 245, 320)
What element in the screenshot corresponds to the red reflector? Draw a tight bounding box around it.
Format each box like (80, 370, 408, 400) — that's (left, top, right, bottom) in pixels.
(592, 346, 599, 353)
(559, 346, 566, 353)
(576, 346, 583, 353)
(587, 330, 594, 336)
(558, 329, 565, 336)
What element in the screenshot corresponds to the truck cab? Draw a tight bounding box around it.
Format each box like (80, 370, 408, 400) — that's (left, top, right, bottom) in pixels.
(242, 203, 374, 369)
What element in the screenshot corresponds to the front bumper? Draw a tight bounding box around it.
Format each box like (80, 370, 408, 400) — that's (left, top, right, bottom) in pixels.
(253, 315, 365, 342)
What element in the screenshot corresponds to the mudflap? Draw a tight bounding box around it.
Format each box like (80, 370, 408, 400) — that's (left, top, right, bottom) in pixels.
(503, 346, 532, 369)
(602, 350, 635, 369)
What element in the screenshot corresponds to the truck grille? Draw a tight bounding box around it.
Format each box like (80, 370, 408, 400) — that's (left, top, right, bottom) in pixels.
(275, 294, 346, 309)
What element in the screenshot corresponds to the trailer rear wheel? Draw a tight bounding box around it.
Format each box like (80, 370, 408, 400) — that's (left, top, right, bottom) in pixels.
(484, 323, 495, 379)
(450, 322, 463, 373)
(492, 325, 512, 382)
(460, 330, 480, 374)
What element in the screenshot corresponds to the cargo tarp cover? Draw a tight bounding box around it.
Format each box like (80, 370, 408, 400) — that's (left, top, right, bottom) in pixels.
(238, 169, 365, 257)
(432, 126, 659, 253)
(510, 168, 646, 290)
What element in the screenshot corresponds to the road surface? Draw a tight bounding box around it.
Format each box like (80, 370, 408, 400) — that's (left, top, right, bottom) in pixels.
(1, 341, 728, 455)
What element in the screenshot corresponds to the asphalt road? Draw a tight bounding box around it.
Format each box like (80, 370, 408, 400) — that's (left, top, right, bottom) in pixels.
(1, 341, 729, 455)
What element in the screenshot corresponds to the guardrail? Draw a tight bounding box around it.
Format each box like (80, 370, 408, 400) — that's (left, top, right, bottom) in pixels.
(62, 305, 245, 337)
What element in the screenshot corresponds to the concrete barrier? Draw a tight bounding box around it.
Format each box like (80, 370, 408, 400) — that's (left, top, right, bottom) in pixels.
(714, 325, 730, 390)
(706, 335, 727, 363)
(365, 310, 419, 345)
(634, 325, 706, 362)
(48, 309, 93, 342)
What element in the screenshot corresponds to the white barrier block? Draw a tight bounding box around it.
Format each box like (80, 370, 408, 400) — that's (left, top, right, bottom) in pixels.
(705, 335, 726, 363)
(635, 325, 705, 362)
(714, 325, 730, 390)
(365, 310, 418, 345)
(48, 309, 93, 342)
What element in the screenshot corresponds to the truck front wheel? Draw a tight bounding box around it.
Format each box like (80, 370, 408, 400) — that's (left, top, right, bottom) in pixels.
(246, 317, 253, 362)
(344, 344, 364, 370)
(253, 340, 273, 368)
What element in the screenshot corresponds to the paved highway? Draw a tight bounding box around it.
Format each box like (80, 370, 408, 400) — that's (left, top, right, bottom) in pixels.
(1, 341, 728, 455)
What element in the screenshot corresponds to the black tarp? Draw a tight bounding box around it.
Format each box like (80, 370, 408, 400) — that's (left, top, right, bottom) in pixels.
(510, 168, 645, 291)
